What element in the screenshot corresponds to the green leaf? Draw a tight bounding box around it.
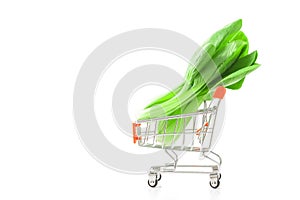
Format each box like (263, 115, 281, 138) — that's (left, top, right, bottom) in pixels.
(220, 64, 260, 87)
(226, 77, 245, 90)
(206, 19, 243, 50)
(205, 40, 248, 87)
(144, 83, 184, 109)
(229, 31, 249, 56)
(223, 51, 258, 77)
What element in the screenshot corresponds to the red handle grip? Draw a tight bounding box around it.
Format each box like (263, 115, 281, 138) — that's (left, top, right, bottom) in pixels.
(213, 86, 226, 99)
(132, 123, 141, 144)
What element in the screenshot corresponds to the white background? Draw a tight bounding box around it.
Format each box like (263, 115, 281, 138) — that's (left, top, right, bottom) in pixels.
(1, 1, 299, 199)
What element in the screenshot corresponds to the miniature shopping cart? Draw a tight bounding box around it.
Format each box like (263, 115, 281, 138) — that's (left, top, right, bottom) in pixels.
(132, 86, 226, 188)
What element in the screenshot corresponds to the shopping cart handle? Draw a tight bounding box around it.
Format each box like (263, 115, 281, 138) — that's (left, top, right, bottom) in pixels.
(132, 122, 141, 144)
(213, 86, 226, 99)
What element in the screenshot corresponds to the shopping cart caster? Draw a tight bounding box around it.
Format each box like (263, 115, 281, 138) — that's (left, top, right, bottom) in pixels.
(209, 173, 220, 189)
(148, 172, 161, 187)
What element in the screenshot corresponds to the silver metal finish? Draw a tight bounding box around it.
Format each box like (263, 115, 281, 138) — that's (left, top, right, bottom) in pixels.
(133, 97, 224, 188)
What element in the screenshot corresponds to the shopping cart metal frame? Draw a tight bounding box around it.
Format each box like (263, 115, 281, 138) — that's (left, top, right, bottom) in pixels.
(132, 86, 226, 188)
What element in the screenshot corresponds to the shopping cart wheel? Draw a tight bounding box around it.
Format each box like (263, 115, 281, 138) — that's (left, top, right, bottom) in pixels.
(148, 179, 158, 188)
(156, 173, 161, 181)
(209, 179, 220, 189)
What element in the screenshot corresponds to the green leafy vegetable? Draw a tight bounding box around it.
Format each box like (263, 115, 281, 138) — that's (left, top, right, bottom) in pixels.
(138, 19, 260, 145)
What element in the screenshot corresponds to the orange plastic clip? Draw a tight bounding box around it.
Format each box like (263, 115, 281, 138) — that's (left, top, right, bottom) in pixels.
(213, 86, 226, 99)
(132, 123, 141, 144)
(196, 122, 209, 135)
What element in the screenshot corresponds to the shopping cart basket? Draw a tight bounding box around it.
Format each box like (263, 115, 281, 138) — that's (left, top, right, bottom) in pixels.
(132, 86, 226, 188)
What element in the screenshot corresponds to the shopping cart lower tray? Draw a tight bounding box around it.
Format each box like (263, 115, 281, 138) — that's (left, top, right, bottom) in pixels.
(132, 86, 226, 188)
